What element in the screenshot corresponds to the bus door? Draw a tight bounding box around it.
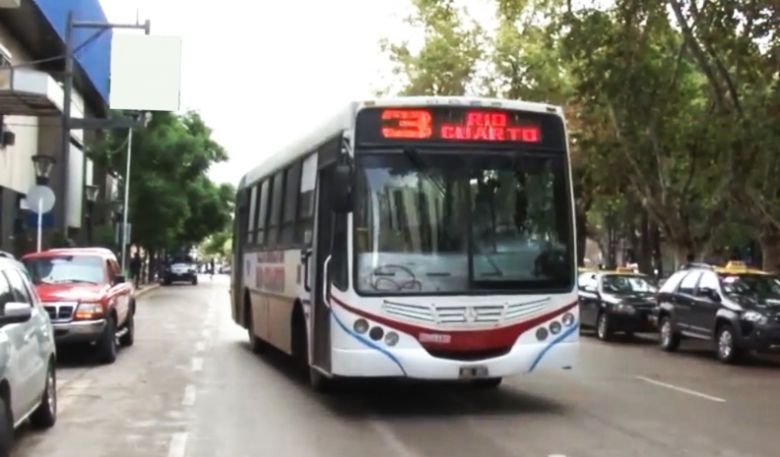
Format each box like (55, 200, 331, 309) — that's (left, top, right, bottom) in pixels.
(310, 165, 338, 373)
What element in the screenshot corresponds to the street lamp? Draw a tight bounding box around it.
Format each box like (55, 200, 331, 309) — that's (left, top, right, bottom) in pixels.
(31, 155, 56, 184)
(85, 184, 100, 203)
(85, 184, 99, 245)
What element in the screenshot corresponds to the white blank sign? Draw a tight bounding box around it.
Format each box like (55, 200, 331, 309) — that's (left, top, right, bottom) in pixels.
(110, 34, 182, 112)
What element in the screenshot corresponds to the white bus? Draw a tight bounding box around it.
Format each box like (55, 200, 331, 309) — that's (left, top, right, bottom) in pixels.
(231, 97, 578, 389)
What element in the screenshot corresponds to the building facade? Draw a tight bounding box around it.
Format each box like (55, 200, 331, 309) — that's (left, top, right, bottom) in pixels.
(0, 0, 113, 256)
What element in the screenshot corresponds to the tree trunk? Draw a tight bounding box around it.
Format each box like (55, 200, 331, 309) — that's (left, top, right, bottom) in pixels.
(759, 226, 780, 272)
(639, 213, 652, 275)
(576, 207, 588, 266)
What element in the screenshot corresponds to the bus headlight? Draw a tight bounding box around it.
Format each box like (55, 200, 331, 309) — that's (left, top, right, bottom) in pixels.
(369, 326, 384, 341)
(385, 331, 399, 346)
(353, 319, 369, 334)
(562, 312, 575, 327)
(536, 327, 548, 341)
(549, 321, 562, 335)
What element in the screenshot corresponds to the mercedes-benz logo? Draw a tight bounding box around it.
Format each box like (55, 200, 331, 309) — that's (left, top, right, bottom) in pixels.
(465, 306, 477, 323)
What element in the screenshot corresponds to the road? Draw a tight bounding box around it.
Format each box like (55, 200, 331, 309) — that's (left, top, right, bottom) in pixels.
(13, 276, 780, 457)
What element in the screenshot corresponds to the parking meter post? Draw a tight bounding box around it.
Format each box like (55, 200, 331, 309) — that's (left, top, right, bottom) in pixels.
(36, 198, 42, 253)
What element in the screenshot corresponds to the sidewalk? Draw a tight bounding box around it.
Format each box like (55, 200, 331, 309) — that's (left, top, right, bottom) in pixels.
(134, 283, 160, 298)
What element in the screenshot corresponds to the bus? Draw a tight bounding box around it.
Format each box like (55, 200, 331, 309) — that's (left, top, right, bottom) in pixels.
(231, 97, 578, 389)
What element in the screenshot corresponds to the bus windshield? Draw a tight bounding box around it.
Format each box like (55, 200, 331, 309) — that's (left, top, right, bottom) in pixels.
(354, 149, 573, 295)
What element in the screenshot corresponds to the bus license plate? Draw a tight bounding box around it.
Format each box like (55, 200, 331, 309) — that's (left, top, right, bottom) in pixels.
(459, 366, 489, 379)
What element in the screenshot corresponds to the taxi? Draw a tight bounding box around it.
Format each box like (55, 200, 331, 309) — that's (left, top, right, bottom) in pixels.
(655, 261, 780, 363)
(577, 267, 658, 341)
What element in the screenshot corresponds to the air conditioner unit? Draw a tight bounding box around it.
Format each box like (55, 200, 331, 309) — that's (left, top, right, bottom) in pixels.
(0, 0, 20, 7)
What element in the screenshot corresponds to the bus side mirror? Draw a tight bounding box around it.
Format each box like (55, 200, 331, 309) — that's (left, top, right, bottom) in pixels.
(332, 160, 354, 213)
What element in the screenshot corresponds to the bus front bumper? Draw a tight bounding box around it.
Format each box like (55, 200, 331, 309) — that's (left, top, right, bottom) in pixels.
(329, 305, 579, 380)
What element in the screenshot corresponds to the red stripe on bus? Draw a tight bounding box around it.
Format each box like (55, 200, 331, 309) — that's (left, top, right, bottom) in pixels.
(329, 296, 577, 352)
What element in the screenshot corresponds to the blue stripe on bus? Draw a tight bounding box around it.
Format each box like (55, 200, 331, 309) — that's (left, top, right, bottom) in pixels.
(331, 311, 408, 377)
(527, 322, 578, 373)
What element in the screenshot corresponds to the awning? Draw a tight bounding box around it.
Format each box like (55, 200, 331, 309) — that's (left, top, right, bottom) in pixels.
(0, 67, 63, 117)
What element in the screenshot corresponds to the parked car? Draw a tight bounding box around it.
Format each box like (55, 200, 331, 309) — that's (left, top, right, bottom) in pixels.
(578, 267, 658, 340)
(655, 261, 780, 363)
(0, 256, 57, 456)
(22, 248, 135, 364)
(162, 258, 198, 285)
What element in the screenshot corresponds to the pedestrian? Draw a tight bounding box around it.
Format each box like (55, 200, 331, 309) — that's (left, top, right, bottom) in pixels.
(209, 258, 215, 280)
(130, 252, 142, 288)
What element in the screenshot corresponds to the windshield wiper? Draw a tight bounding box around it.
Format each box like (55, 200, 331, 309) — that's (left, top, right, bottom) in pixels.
(478, 253, 504, 277)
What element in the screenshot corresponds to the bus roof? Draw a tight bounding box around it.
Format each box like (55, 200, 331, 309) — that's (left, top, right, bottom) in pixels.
(237, 96, 564, 190)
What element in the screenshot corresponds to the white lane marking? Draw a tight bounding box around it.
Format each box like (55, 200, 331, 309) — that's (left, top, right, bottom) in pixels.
(182, 384, 197, 407)
(191, 357, 203, 372)
(636, 376, 726, 403)
(195, 341, 206, 353)
(549, 454, 567, 457)
(167, 433, 188, 457)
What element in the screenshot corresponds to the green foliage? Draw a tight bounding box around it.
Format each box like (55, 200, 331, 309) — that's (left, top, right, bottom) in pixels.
(379, 0, 780, 265)
(90, 112, 234, 251)
(380, 0, 485, 95)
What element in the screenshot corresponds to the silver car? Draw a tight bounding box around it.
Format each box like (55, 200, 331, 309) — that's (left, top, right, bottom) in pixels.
(0, 257, 57, 456)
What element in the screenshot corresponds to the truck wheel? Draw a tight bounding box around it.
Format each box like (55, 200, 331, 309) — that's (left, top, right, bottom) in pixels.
(119, 307, 135, 347)
(30, 362, 57, 429)
(97, 317, 118, 364)
(0, 396, 12, 457)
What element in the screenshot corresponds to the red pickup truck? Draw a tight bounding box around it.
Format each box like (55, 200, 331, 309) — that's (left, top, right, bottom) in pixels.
(22, 248, 136, 364)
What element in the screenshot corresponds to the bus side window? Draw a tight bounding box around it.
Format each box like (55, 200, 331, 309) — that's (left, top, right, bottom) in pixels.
(297, 153, 317, 244)
(282, 161, 302, 245)
(267, 171, 285, 246)
(247, 186, 258, 244)
(257, 179, 270, 246)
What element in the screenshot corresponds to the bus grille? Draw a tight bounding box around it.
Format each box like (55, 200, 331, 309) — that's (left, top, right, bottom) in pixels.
(381, 297, 551, 327)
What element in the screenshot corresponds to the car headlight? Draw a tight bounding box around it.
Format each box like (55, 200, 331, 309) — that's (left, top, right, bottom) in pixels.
(613, 303, 636, 314)
(74, 303, 105, 320)
(742, 310, 768, 324)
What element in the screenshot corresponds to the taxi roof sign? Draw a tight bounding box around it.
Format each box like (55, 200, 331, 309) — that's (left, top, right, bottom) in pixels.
(724, 261, 747, 270)
(615, 266, 635, 273)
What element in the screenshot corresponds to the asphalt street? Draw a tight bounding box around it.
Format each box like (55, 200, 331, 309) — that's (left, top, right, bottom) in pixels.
(13, 275, 780, 457)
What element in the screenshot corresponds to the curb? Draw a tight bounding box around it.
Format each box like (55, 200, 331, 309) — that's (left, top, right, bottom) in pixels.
(134, 283, 160, 298)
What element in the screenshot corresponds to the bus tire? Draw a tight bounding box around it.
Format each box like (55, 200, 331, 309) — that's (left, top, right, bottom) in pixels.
(245, 299, 264, 354)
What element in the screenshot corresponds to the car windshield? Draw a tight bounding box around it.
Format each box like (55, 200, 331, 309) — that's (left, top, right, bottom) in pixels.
(719, 274, 780, 298)
(24, 256, 104, 285)
(601, 274, 656, 294)
(353, 149, 573, 294)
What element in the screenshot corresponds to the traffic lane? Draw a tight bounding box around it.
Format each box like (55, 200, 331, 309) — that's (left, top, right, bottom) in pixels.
(13, 277, 220, 457)
(187, 290, 779, 457)
(570, 332, 780, 456)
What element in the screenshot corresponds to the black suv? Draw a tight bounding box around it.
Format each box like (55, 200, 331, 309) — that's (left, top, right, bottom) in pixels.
(655, 262, 780, 363)
(578, 269, 658, 340)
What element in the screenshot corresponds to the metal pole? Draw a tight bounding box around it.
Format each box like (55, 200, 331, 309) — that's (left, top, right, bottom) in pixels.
(60, 11, 74, 237)
(37, 199, 43, 253)
(121, 128, 133, 273)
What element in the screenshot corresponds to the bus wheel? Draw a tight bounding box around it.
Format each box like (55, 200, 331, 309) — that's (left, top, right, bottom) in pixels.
(246, 304, 264, 354)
